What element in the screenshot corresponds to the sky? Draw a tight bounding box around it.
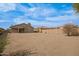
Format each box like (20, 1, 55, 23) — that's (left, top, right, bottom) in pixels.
(0, 3, 79, 29)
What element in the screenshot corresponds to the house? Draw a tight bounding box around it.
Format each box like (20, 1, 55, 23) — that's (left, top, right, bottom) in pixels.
(9, 23, 34, 33)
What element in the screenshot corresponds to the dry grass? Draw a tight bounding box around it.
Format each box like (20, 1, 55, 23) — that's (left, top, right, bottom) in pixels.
(2, 49, 36, 56)
(2, 29, 79, 56)
(0, 32, 7, 55)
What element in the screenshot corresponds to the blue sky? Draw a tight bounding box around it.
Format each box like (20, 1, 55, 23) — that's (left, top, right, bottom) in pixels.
(0, 3, 79, 29)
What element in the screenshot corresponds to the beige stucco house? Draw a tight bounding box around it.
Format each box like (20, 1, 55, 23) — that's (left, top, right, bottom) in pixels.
(9, 23, 34, 33)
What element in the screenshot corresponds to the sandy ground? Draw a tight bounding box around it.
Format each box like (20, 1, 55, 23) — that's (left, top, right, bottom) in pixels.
(3, 29, 79, 56)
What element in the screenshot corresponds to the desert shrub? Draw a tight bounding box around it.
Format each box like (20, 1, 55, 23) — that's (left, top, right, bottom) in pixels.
(4, 49, 36, 56)
(63, 23, 79, 36)
(0, 31, 7, 55)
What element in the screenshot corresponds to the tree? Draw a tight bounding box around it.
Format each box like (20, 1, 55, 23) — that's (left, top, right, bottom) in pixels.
(73, 3, 79, 12)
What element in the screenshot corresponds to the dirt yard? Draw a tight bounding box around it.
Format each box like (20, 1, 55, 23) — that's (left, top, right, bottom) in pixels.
(3, 29, 79, 56)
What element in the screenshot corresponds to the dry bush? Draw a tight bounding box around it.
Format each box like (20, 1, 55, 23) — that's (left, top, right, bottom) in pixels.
(0, 31, 8, 55)
(63, 24, 79, 36)
(2, 49, 36, 56)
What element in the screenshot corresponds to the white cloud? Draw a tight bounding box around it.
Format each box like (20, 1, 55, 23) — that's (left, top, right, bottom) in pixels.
(46, 14, 79, 23)
(0, 3, 77, 28)
(13, 15, 39, 25)
(0, 3, 16, 12)
(0, 20, 11, 22)
(63, 9, 76, 15)
(17, 4, 58, 18)
(13, 5, 79, 27)
(18, 4, 76, 21)
(13, 14, 63, 27)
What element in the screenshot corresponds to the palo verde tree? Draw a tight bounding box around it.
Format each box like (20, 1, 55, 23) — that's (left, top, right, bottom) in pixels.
(73, 3, 79, 12)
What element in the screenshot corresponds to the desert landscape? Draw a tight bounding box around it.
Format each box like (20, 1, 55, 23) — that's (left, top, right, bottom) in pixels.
(2, 29, 79, 56)
(0, 3, 79, 56)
